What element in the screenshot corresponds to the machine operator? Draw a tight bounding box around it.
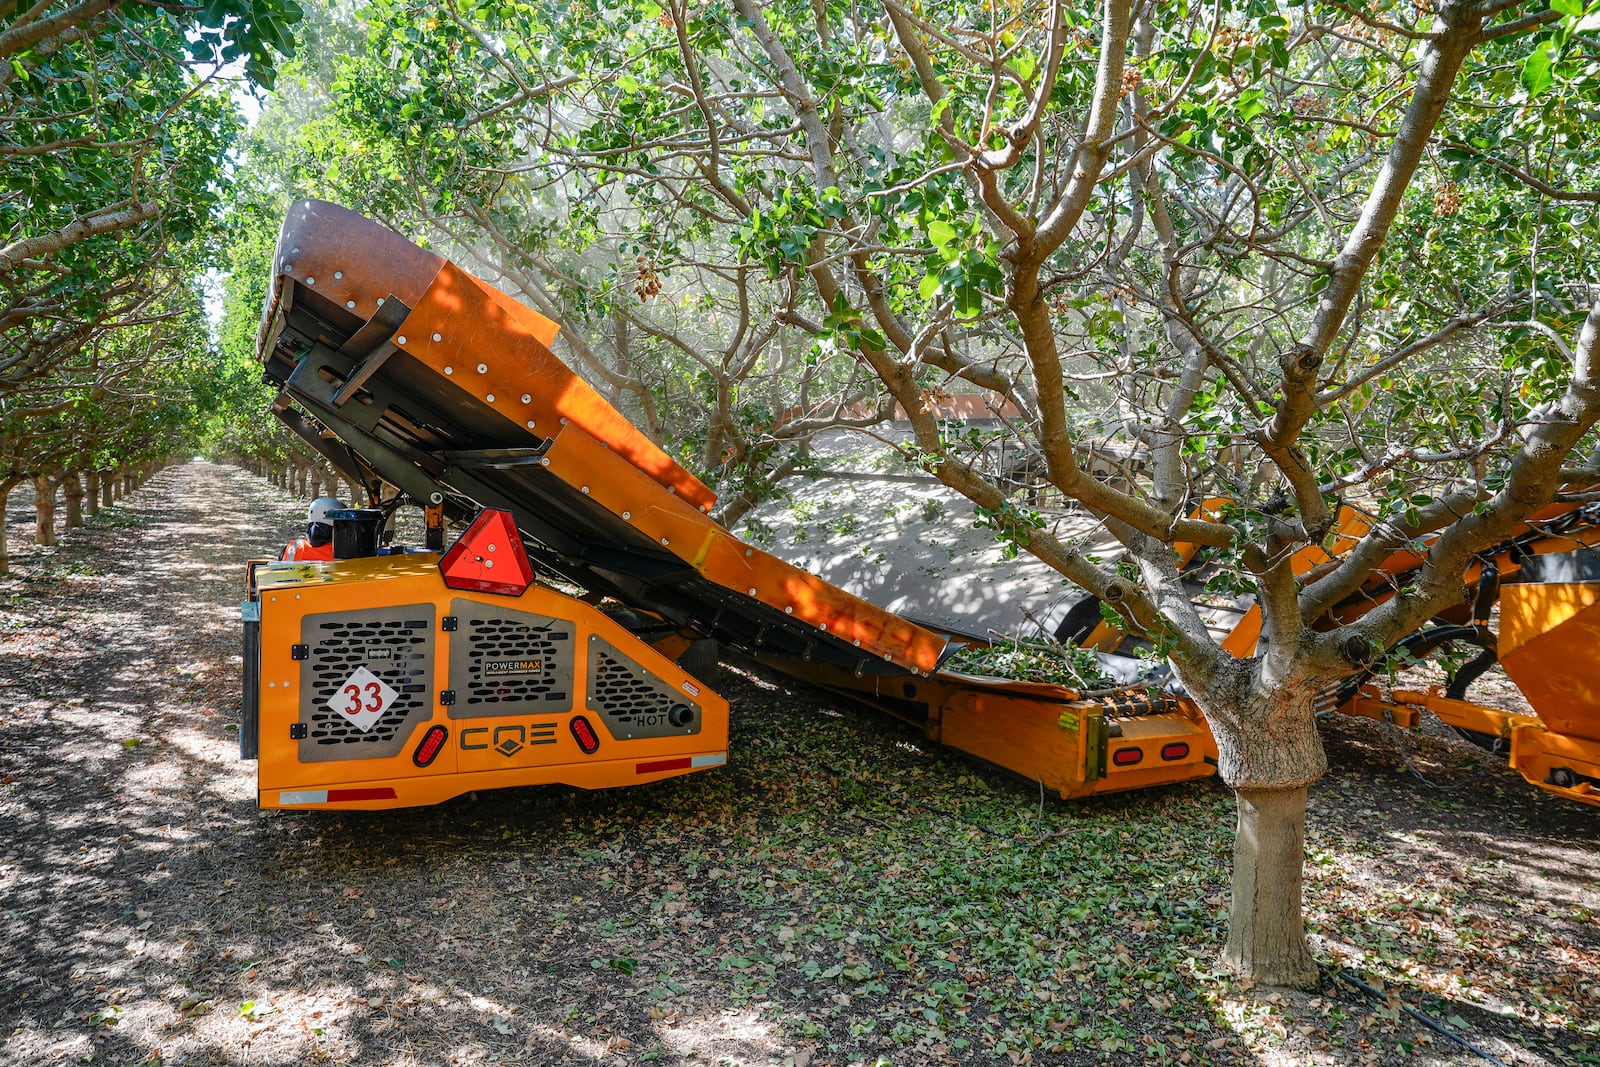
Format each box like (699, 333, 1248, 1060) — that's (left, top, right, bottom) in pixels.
(280, 496, 343, 561)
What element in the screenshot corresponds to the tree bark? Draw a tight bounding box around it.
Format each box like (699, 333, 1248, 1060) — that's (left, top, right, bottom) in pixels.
(84, 470, 100, 516)
(1225, 787, 1318, 988)
(0, 477, 16, 575)
(34, 474, 57, 546)
(63, 471, 84, 528)
(101, 471, 114, 508)
(1174, 660, 1327, 988)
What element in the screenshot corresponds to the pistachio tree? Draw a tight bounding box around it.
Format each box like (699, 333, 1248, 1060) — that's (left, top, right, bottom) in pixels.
(244, 0, 1599, 985)
(1, 0, 300, 392)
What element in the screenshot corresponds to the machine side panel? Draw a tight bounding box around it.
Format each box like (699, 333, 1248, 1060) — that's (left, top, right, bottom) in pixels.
(254, 561, 731, 809)
(586, 635, 703, 740)
(298, 605, 437, 762)
(1499, 582, 1600, 743)
(447, 598, 576, 718)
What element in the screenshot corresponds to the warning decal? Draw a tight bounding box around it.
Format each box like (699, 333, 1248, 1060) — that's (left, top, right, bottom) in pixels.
(326, 665, 398, 733)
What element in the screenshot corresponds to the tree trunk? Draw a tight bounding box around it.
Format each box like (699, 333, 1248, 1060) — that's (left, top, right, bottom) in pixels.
(1224, 787, 1318, 987)
(101, 471, 115, 508)
(1181, 663, 1328, 989)
(34, 475, 57, 546)
(0, 477, 16, 576)
(63, 472, 84, 529)
(85, 471, 100, 516)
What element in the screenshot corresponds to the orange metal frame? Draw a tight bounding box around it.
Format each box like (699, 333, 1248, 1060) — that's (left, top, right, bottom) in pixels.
(252, 555, 729, 810)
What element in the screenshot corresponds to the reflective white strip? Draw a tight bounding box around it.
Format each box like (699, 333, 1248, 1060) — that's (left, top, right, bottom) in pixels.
(279, 790, 328, 804)
(691, 753, 727, 768)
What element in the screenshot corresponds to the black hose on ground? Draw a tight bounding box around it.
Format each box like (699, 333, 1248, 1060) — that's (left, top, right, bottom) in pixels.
(1325, 965, 1514, 1067)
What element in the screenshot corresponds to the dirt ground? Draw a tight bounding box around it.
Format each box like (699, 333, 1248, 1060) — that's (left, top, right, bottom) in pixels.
(1, 461, 1596, 1067)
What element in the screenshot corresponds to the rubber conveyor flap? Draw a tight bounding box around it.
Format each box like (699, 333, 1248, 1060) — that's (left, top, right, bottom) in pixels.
(257, 199, 947, 679)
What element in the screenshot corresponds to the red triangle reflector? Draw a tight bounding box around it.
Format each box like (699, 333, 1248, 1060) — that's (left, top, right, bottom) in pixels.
(438, 509, 535, 596)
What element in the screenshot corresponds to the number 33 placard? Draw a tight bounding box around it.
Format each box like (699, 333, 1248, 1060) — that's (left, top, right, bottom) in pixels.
(327, 665, 399, 733)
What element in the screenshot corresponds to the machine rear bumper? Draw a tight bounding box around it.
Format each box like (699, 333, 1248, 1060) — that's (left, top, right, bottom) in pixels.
(261, 751, 730, 810)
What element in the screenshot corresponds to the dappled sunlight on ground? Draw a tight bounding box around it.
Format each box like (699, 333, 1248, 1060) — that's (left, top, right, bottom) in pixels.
(1, 462, 1595, 1066)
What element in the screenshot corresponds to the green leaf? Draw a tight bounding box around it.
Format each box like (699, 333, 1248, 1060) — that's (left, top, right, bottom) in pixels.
(1521, 40, 1556, 97)
(927, 219, 958, 251)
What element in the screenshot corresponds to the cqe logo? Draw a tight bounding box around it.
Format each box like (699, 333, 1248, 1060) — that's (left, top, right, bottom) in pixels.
(460, 720, 558, 758)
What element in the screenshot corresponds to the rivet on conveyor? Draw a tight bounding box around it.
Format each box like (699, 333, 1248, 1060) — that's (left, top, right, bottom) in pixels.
(477, 363, 488, 373)
(346, 301, 355, 309)
(433, 333, 442, 342)
(445, 366, 454, 375)
(521, 393, 532, 403)
(397, 335, 408, 344)
(853, 659, 867, 677)
(486, 394, 496, 402)
(306, 277, 316, 285)
(334, 271, 343, 279)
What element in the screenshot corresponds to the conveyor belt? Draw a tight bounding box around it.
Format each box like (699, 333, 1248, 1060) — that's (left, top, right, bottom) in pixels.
(257, 200, 947, 679)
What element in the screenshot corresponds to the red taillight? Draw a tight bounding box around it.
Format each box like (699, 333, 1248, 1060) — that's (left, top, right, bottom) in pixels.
(1112, 746, 1143, 766)
(413, 725, 448, 767)
(570, 715, 600, 754)
(326, 787, 397, 802)
(1160, 742, 1190, 761)
(637, 757, 692, 775)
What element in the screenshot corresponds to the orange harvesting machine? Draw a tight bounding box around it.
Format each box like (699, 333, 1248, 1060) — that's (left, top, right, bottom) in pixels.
(244, 200, 1600, 810)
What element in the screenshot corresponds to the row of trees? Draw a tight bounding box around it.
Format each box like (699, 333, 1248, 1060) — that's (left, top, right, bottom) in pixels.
(215, 0, 1600, 987)
(1, 0, 311, 569)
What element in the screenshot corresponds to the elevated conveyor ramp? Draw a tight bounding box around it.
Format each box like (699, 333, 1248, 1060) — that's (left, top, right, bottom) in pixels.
(243, 202, 1222, 799)
(258, 200, 947, 682)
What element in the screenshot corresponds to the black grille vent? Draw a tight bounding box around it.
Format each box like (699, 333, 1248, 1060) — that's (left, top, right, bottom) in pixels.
(586, 636, 700, 739)
(447, 599, 575, 718)
(299, 607, 435, 762)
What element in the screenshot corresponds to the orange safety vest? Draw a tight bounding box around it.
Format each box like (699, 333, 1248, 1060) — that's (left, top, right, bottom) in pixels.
(281, 536, 334, 562)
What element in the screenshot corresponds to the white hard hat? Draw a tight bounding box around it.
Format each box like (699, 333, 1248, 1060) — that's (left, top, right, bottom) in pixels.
(307, 497, 345, 523)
